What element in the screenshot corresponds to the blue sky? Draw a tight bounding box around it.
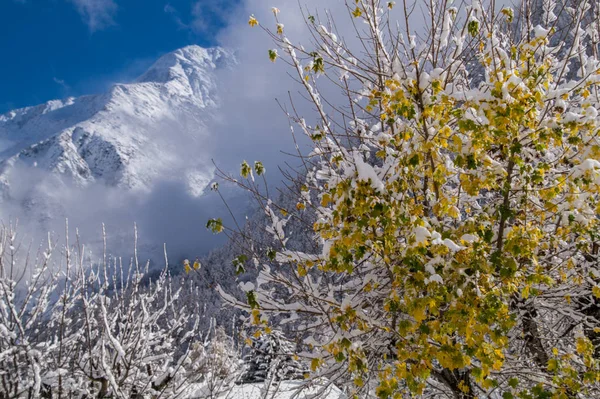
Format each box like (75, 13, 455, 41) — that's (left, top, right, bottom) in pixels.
(0, 0, 237, 114)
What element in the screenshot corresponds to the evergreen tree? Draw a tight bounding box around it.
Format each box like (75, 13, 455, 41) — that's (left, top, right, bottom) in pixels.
(239, 330, 307, 384)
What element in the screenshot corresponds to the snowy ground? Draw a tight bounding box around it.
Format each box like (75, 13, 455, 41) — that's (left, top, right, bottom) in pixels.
(189, 380, 346, 399)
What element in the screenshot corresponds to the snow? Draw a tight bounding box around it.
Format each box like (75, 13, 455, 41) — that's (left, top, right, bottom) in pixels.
(188, 380, 346, 399)
(414, 226, 431, 245)
(460, 234, 478, 243)
(239, 282, 255, 293)
(533, 25, 550, 38)
(443, 239, 465, 252)
(440, 9, 454, 47)
(427, 274, 444, 284)
(352, 151, 385, 192)
(0, 45, 235, 211)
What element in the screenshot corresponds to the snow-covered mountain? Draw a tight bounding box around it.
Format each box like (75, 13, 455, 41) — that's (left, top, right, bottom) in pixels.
(0, 46, 233, 200)
(0, 46, 239, 249)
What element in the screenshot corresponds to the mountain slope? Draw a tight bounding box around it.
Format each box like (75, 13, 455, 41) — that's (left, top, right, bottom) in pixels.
(0, 46, 233, 199)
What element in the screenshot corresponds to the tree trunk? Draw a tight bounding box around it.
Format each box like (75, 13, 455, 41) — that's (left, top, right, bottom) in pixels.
(435, 368, 476, 399)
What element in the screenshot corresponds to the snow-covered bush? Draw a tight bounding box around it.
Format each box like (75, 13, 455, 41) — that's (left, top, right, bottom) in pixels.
(0, 224, 201, 398)
(185, 322, 243, 398)
(216, 0, 600, 397)
(239, 330, 307, 384)
(0, 225, 57, 397)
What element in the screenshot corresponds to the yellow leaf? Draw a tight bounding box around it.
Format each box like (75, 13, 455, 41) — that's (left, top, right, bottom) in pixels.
(412, 305, 426, 322)
(448, 206, 460, 219)
(576, 337, 590, 354)
(298, 264, 308, 277)
(248, 15, 259, 27)
(311, 358, 321, 371)
(352, 7, 362, 18)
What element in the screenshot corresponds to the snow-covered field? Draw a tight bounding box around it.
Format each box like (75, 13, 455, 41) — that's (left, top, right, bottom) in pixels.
(189, 381, 346, 399)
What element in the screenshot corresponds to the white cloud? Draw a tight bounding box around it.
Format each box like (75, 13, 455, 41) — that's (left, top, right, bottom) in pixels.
(207, 0, 385, 177)
(191, 0, 236, 34)
(164, 3, 189, 31)
(53, 77, 69, 90)
(68, 0, 118, 32)
(164, 1, 236, 35)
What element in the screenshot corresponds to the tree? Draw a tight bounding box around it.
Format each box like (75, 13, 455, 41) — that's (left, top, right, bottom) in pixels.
(186, 322, 242, 398)
(239, 330, 307, 384)
(0, 224, 57, 398)
(0, 224, 201, 398)
(217, 0, 600, 397)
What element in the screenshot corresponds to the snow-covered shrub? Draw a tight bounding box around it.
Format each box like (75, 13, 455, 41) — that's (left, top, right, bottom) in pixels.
(239, 330, 307, 384)
(0, 224, 201, 398)
(0, 225, 57, 398)
(185, 323, 243, 398)
(216, 0, 600, 397)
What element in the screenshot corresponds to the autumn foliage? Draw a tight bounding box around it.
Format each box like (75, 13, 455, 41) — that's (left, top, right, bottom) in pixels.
(218, 0, 600, 397)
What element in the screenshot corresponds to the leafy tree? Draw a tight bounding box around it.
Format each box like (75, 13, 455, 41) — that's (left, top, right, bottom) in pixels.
(217, 0, 600, 397)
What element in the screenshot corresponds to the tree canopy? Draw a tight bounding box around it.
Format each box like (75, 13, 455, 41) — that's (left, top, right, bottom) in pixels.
(218, 0, 600, 397)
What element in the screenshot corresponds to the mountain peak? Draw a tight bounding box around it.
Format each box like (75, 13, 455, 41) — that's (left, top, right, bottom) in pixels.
(0, 45, 231, 205)
(136, 46, 234, 85)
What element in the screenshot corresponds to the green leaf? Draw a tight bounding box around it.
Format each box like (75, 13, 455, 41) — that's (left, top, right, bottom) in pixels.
(254, 161, 266, 176)
(268, 49, 278, 63)
(408, 154, 419, 167)
(232, 254, 249, 275)
(501, 7, 514, 22)
(241, 160, 252, 178)
(468, 20, 479, 37)
(312, 54, 325, 74)
(247, 291, 259, 309)
(206, 218, 224, 234)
